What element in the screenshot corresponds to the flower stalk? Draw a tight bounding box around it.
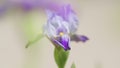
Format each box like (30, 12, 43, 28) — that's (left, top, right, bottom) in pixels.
(54, 46, 69, 68)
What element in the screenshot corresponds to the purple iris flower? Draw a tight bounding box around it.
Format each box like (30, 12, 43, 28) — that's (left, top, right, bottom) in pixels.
(44, 5, 88, 51)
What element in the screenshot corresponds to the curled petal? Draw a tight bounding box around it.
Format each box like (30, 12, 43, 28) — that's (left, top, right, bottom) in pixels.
(51, 35, 70, 51)
(44, 22, 57, 37)
(71, 34, 89, 42)
(58, 5, 79, 33)
(58, 5, 74, 20)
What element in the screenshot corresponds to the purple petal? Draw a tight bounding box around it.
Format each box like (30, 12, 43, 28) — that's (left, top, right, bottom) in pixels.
(51, 35, 70, 51)
(58, 4, 75, 21)
(57, 5, 79, 33)
(71, 34, 89, 42)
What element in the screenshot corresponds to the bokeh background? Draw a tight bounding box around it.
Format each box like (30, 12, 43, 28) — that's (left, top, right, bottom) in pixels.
(0, 0, 120, 68)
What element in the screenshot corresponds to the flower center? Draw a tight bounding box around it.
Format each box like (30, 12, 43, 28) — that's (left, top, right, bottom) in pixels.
(59, 32, 64, 36)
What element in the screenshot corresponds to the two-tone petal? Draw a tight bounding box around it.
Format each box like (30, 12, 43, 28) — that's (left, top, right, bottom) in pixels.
(51, 34, 70, 51)
(71, 34, 89, 42)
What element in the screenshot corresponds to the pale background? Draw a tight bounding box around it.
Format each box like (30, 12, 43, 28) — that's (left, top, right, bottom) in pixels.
(0, 0, 120, 68)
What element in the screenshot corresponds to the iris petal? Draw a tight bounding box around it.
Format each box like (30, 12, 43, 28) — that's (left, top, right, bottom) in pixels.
(51, 35, 70, 51)
(71, 34, 89, 42)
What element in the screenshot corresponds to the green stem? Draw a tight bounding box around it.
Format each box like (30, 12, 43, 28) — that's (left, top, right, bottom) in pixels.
(25, 34, 43, 48)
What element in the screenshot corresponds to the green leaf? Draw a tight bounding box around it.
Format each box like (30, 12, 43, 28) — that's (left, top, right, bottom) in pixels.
(71, 63, 76, 68)
(54, 47, 69, 68)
